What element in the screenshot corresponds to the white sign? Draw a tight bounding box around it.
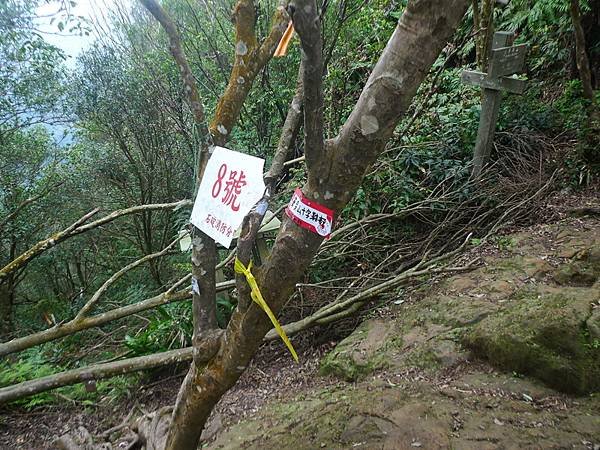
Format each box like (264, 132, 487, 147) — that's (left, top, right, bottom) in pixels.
(190, 146, 265, 248)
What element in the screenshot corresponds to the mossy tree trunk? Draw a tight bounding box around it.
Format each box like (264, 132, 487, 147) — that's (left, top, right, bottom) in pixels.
(0, 237, 18, 340)
(569, 0, 599, 165)
(472, 0, 496, 71)
(570, 0, 595, 104)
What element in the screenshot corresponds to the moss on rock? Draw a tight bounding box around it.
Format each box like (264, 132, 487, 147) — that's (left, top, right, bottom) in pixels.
(553, 244, 600, 287)
(463, 286, 600, 395)
(319, 319, 401, 381)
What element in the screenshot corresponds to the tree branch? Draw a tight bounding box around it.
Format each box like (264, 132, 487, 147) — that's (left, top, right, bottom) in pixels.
(235, 61, 305, 310)
(0, 249, 478, 405)
(569, 0, 596, 107)
(264, 61, 305, 190)
(289, 0, 324, 175)
(74, 236, 182, 321)
(139, 0, 212, 165)
(139, 0, 221, 360)
(0, 181, 64, 233)
(0, 208, 99, 281)
(0, 348, 194, 405)
(0, 279, 235, 357)
(209, 0, 290, 145)
(0, 200, 192, 281)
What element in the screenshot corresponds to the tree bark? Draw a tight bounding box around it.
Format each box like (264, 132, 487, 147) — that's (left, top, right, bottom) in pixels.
(0, 282, 14, 340)
(473, 0, 495, 72)
(209, 0, 290, 145)
(570, 0, 597, 109)
(0, 280, 235, 357)
(163, 1, 470, 448)
(264, 61, 305, 188)
(569, 0, 599, 163)
(0, 200, 191, 282)
(140, 0, 293, 368)
(0, 348, 193, 405)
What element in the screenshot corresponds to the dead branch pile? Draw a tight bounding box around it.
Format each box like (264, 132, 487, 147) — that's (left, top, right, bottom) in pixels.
(278, 132, 558, 333)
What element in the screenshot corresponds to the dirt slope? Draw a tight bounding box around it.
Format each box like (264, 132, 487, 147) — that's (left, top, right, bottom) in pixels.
(208, 215, 600, 449)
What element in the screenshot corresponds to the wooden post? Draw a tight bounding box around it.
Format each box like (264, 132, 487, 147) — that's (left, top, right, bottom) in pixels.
(463, 31, 528, 177)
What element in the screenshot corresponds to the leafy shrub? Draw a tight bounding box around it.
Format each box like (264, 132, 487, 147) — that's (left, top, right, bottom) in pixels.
(124, 303, 193, 355)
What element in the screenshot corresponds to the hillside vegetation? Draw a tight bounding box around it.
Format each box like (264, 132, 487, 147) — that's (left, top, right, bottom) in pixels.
(0, 0, 599, 448)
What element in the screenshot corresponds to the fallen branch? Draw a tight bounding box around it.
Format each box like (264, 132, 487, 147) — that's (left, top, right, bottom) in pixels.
(0, 279, 234, 357)
(0, 246, 475, 404)
(0, 181, 64, 233)
(0, 199, 192, 280)
(0, 348, 194, 404)
(270, 239, 476, 339)
(0, 208, 99, 280)
(75, 236, 182, 320)
(483, 172, 556, 240)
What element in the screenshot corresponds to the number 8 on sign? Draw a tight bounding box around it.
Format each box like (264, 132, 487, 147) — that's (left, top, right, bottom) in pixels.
(212, 164, 227, 198)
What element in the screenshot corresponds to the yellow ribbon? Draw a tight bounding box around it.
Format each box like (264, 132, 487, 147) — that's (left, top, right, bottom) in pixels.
(234, 257, 299, 362)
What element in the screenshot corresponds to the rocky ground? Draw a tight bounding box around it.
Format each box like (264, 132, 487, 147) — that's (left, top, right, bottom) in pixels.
(1, 198, 599, 449)
(208, 213, 600, 449)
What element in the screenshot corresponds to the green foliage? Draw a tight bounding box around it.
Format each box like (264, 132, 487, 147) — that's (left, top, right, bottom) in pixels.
(341, 66, 479, 220)
(497, 0, 597, 76)
(1, 0, 599, 398)
(501, 79, 600, 186)
(323, 0, 399, 133)
(0, 0, 70, 136)
(493, 236, 517, 251)
(125, 303, 193, 355)
(123, 290, 237, 354)
(587, 339, 600, 350)
(553, 80, 592, 130)
(216, 294, 237, 329)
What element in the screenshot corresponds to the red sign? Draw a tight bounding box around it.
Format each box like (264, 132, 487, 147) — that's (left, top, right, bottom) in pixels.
(285, 188, 334, 238)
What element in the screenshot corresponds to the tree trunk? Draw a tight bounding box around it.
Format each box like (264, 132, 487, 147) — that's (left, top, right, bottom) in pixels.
(163, 1, 470, 449)
(0, 282, 14, 340)
(570, 0, 599, 164)
(0, 238, 17, 340)
(0, 348, 193, 404)
(570, 0, 597, 110)
(473, 0, 496, 72)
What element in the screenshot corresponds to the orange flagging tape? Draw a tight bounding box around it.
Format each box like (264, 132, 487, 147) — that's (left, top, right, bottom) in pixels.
(274, 21, 294, 57)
